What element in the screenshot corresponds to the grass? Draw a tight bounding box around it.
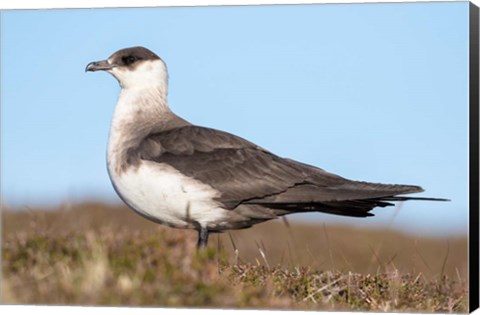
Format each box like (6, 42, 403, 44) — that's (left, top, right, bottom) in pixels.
(1, 202, 469, 312)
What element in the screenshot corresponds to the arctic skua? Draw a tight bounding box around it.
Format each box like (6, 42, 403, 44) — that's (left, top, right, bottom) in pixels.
(86, 46, 446, 248)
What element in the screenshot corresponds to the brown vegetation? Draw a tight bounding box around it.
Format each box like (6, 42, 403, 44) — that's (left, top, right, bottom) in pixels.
(1, 202, 468, 312)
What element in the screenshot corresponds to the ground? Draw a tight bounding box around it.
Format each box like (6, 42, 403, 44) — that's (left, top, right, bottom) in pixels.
(1, 202, 468, 312)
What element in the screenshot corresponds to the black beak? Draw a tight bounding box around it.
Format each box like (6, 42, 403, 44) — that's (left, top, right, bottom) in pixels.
(85, 60, 115, 72)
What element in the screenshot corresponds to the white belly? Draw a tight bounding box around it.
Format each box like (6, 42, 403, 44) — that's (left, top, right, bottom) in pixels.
(108, 160, 229, 229)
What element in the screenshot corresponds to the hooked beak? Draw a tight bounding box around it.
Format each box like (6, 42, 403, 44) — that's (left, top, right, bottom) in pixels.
(85, 59, 115, 72)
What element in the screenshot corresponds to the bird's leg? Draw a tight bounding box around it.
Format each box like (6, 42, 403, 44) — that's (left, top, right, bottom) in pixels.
(197, 226, 209, 249)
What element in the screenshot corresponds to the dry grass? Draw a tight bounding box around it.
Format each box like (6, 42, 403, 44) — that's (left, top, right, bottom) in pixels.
(1, 202, 469, 312)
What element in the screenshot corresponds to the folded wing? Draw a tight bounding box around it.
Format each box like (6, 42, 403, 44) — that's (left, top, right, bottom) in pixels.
(136, 126, 427, 217)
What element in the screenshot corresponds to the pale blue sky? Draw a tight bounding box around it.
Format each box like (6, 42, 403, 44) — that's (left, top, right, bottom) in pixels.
(1, 2, 469, 235)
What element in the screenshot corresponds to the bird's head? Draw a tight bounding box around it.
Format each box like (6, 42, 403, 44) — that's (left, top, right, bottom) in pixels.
(86, 46, 168, 92)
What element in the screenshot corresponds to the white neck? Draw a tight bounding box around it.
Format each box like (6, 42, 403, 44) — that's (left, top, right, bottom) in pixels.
(107, 75, 190, 174)
(109, 59, 169, 101)
(109, 85, 169, 146)
(108, 59, 172, 143)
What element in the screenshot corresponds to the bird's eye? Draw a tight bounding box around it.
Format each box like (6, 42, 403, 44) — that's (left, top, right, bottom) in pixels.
(123, 55, 137, 65)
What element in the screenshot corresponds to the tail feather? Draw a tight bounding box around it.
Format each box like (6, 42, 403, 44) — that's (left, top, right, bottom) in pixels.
(250, 195, 449, 219)
(375, 196, 450, 202)
(240, 179, 448, 219)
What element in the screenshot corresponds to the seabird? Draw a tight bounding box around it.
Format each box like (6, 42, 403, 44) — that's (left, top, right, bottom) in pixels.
(86, 46, 446, 248)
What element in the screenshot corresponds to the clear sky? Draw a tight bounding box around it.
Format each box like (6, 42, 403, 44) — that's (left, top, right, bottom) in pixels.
(1, 2, 469, 236)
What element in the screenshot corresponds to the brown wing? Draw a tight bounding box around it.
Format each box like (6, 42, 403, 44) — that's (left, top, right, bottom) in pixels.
(134, 125, 425, 217)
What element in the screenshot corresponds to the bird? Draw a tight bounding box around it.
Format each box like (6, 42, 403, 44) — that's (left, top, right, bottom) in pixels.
(86, 46, 446, 249)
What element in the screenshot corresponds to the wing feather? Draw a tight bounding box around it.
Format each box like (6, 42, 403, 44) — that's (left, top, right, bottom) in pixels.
(136, 126, 424, 214)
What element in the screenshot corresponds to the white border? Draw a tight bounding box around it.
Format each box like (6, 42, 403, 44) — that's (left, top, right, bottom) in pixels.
(1, 0, 477, 314)
(0, 0, 473, 10)
(0, 306, 354, 315)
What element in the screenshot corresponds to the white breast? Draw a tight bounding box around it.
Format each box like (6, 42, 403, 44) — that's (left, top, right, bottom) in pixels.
(106, 83, 230, 229)
(107, 159, 229, 229)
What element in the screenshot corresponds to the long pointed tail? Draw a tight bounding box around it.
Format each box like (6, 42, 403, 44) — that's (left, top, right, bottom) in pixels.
(376, 196, 450, 202)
